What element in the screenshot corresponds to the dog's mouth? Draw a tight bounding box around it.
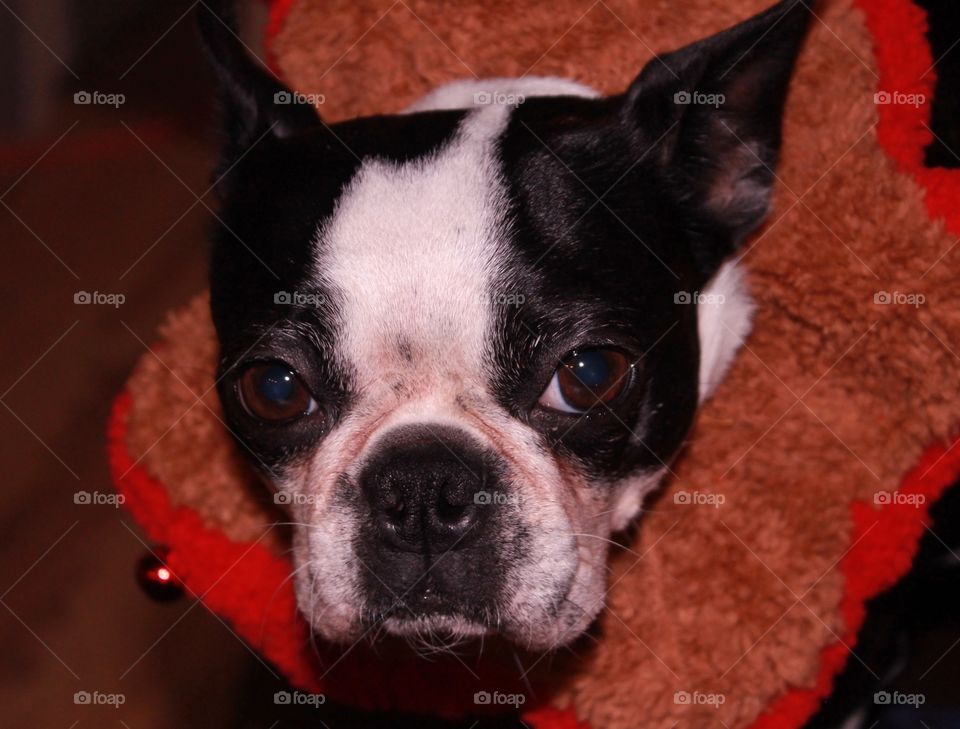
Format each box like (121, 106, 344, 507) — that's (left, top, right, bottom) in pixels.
(380, 614, 491, 643)
(362, 589, 496, 641)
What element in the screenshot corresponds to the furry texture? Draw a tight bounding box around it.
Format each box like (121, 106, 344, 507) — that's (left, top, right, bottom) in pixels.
(112, 0, 960, 727)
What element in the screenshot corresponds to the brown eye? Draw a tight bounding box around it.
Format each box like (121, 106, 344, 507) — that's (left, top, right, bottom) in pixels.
(238, 363, 317, 422)
(539, 349, 632, 413)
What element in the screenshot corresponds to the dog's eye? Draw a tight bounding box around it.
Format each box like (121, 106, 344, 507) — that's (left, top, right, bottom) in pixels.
(238, 363, 317, 422)
(538, 349, 632, 414)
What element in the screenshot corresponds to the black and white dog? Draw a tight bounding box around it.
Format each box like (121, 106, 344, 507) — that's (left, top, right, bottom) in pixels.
(199, 0, 810, 651)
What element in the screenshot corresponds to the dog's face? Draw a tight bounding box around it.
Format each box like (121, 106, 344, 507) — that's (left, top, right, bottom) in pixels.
(201, 1, 809, 649)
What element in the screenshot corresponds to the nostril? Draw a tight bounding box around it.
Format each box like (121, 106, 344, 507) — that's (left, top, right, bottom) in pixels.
(383, 496, 405, 526)
(436, 477, 480, 527)
(359, 426, 498, 551)
(372, 479, 408, 528)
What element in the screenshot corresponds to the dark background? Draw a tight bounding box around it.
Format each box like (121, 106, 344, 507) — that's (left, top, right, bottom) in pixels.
(1, 2, 253, 728)
(0, 1, 958, 728)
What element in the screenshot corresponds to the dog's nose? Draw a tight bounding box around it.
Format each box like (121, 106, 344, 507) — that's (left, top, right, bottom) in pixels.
(360, 426, 490, 553)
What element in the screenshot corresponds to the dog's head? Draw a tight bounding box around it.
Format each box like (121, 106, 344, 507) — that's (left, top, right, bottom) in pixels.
(200, 0, 810, 650)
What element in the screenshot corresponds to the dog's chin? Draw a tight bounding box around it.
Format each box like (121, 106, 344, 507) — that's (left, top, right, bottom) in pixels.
(381, 614, 491, 642)
(305, 602, 597, 653)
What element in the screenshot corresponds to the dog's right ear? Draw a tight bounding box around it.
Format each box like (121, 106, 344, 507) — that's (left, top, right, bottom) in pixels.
(621, 0, 812, 275)
(198, 0, 321, 173)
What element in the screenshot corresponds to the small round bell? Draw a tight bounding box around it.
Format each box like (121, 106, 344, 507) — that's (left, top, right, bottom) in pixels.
(136, 547, 184, 602)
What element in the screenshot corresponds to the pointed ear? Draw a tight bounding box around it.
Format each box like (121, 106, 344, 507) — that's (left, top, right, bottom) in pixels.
(197, 1, 321, 172)
(623, 0, 813, 263)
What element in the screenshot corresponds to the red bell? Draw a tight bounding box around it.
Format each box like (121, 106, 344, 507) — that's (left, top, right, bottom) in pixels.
(135, 547, 184, 602)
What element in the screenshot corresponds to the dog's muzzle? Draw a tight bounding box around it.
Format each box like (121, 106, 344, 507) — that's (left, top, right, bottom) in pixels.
(354, 424, 511, 624)
(360, 425, 491, 552)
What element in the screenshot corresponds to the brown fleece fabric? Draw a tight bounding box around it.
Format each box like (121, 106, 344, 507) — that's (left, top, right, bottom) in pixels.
(122, 0, 960, 726)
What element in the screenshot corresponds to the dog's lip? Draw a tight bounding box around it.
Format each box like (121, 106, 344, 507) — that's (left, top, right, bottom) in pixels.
(365, 591, 492, 626)
(378, 612, 493, 641)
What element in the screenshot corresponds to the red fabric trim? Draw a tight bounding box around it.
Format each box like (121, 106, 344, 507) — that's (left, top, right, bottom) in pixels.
(108, 392, 325, 693)
(264, 0, 298, 75)
(746, 439, 960, 728)
(744, 1, 960, 724)
(855, 0, 960, 237)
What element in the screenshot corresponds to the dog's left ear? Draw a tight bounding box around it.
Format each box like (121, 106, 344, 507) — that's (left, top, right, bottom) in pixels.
(623, 0, 813, 272)
(198, 0, 322, 178)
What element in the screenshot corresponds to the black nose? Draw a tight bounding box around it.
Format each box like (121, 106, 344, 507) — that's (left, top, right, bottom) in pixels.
(360, 426, 490, 553)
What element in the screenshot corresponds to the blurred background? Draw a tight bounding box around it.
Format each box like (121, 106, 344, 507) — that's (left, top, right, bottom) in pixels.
(0, 1, 272, 727)
(1, 1, 959, 728)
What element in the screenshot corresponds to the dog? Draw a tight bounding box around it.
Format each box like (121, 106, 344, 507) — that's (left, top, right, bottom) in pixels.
(199, 0, 811, 651)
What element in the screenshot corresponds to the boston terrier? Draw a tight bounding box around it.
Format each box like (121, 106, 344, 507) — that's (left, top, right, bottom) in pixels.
(199, 0, 811, 650)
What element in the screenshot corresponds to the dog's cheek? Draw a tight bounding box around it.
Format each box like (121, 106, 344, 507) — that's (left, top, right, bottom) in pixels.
(283, 428, 374, 642)
(497, 466, 608, 648)
(500, 504, 608, 650)
(288, 479, 367, 643)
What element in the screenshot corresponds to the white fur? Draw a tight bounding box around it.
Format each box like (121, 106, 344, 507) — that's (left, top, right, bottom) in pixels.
(316, 105, 512, 399)
(697, 260, 754, 401)
(403, 76, 599, 114)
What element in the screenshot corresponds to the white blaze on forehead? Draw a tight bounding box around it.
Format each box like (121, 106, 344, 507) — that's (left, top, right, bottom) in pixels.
(314, 105, 514, 387)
